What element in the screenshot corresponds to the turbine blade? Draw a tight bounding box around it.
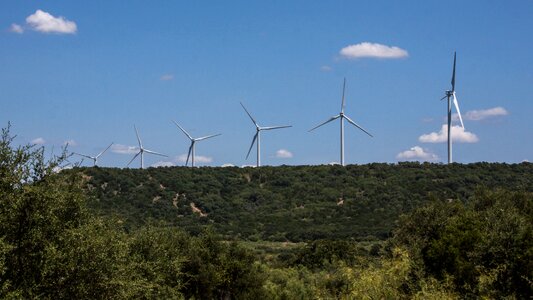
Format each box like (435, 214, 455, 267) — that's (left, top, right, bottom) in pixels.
(440, 95, 448, 101)
(195, 133, 221, 141)
(246, 133, 258, 159)
(344, 115, 373, 137)
(341, 78, 346, 113)
(453, 93, 465, 129)
(73, 153, 93, 160)
(451, 51, 456, 92)
(134, 125, 143, 148)
(126, 152, 140, 167)
(144, 149, 168, 157)
(186, 144, 193, 166)
(309, 115, 340, 132)
(261, 125, 292, 131)
(240, 102, 258, 127)
(172, 120, 193, 140)
(96, 142, 113, 158)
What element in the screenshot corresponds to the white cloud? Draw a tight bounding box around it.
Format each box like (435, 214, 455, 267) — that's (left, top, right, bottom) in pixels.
(176, 154, 213, 164)
(339, 42, 408, 59)
(151, 161, 175, 168)
(160, 74, 174, 81)
(221, 163, 235, 167)
(453, 106, 508, 121)
(31, 137, 45, 145)
(63, 139, 77, 147)
(396, 146, 438, 161)
(111, 144, 139, 155)
(320, 65, 332, 72)
(25, 10, 77, 34)
(275, 149, 293, 158)
(240, 164, 256, 168)
(419, 124, 479, 143)
(9, 23, 24, 33)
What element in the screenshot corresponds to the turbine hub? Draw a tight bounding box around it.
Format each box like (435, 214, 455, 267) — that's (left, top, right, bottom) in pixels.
(445, 90, 453, 96)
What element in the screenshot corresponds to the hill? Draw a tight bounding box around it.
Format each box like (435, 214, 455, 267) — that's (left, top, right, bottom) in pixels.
(72, 162, 532, 242)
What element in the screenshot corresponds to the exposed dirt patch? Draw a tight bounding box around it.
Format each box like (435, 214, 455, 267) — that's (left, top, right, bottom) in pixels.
(190, 202, 207, 217)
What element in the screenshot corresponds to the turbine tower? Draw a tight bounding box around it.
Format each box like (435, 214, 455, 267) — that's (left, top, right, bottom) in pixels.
(441, 52, 465, 164)
(127, 125, 167, 169)
(309, 78, 373, 166)
(240, 102, 291, 167)
(73, 142, 113, 167)
(172, 120, 221, 167)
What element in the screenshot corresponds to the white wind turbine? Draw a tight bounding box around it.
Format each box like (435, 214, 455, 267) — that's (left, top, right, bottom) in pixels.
(172, 120, 221, 167)
(440, 51, 465, 164)
(73, 142, 113, 167)
(240, 102, 292, 167)
(126, 125, 167, 169)
(309, 78, 373, 166)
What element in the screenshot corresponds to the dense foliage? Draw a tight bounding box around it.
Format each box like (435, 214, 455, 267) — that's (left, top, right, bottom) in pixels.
(75, 162, 532, 241)
(1, 125, 531, 298)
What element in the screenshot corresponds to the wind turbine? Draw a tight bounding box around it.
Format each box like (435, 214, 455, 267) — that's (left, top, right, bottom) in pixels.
(309, 78, 373, 166)
(73, 142, 113, 166)
(240, 102, 291, 167)
(441, 51, 465, 164)
(172, 120, 221, 167)
(126, 125, 167, 169)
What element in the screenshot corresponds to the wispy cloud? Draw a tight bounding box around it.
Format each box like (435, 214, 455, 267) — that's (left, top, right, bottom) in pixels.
(9, 23, 24, 33)
(160, 74, 174, 81)
(176, 154, 213, 164)
(111, 144, 139, 155)
(63, 139, 77, 147)
(419, 124, 479, 143)
(396, 146, 438, 161)
(31, 137, 45, 145)
(320, 65, 332, 72)
(24, 10, 77, 34)
(275, 149, 293, 158)
(151, 161, 175, 168)
(221, 163, 235, 167)
(453, 106, 508, 121)
(339, 42, 408, 59)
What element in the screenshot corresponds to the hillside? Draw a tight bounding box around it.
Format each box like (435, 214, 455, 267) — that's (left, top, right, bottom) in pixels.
(73, 162, 532, 242)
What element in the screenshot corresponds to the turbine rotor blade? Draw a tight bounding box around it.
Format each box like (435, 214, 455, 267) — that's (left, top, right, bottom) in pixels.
(440, 95, 448, 101)
(186, 144, 193, 166)
(195, 133, 221, 141)
(240, 102, 259, 127)
(309, 115, 340, 132)
(144, 149, 168, 157)
(96, 142, 113, 158)
(451, 51, 457, 92)
(260, 125, 292, 131)
(341, 78, 346, 113)
(246, 133, 258, 159)
(126, 152, 140, 167)
(452, 93, 465, 129)
(73, 153, 93, 160)
(172, 120, 193, 140)
(134, 125, 143, 148)
(344, 115, 373, 137)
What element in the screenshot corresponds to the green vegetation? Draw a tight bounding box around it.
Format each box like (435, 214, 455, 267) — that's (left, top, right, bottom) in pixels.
(1, 124, 531, 298)
(76, 162, 532, 241)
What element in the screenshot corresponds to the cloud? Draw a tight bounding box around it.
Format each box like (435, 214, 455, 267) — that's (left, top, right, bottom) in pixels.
(31, 137, 45, 145)
(111, 144, 139, 155)
(151, 161, 175, 168)
(221, 163, 235, 167)
(176, 154, 213, 164)
(25, 10, 77, 34)
(320, 65, 332, 72)
(160, 74, 174, 81)
(339, 42, 408, 59)
(63, 139, 77, 147)
(275, 149, 293, 158)
(396, 146, 438, 161)
(453, 106, 508, 121)
(9, 23, 24, 33)
(419, 124, 479, 143)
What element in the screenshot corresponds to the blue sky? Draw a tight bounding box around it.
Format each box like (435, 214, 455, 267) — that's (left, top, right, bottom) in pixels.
(1, 1, 532, 167)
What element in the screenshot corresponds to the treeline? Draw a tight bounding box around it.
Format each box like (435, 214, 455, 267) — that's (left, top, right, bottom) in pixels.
(75, 162, 532, 241)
